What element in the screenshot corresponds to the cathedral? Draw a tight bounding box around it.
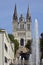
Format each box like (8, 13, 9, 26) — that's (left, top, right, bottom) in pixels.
(12, 4, 32, 47)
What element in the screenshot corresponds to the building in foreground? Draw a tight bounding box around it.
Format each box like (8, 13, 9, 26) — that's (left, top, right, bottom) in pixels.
(0, 29, 14, 65)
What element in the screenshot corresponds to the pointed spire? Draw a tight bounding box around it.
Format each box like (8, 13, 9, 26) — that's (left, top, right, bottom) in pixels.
(26, 5, 30, 19)
(13, 4, 18, 20)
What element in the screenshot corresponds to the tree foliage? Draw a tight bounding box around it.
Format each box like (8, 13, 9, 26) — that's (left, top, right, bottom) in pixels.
(40, 33, 43, 59)
(8, 34, 14, 42)
(8, 34, 19, 55)
(14, 39, 19, 55)
(25, 40, 32, 53)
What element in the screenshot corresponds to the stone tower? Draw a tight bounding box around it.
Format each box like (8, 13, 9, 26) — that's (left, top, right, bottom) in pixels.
(12, 5, 32, 47)
(26, 5, 32, 43)
(12, 4, 18, 34)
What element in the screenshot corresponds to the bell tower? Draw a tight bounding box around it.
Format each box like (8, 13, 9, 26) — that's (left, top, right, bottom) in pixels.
(12, 4, 18, 36)
(26, 5, 32, 43)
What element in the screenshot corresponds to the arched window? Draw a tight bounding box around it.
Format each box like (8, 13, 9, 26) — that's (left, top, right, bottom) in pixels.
(5, 44, 8, 51)
(20, 24, 24, 29)
(5, 57, 7, 63)
(27, 24, 30, 30)
(20, 38, 24, 46)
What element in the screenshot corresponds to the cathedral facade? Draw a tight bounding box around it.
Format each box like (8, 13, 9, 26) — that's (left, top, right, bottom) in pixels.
(12, 4, 32, 46)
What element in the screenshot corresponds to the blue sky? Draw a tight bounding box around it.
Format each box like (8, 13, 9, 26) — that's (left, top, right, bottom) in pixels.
(0, 0, 43, 36)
